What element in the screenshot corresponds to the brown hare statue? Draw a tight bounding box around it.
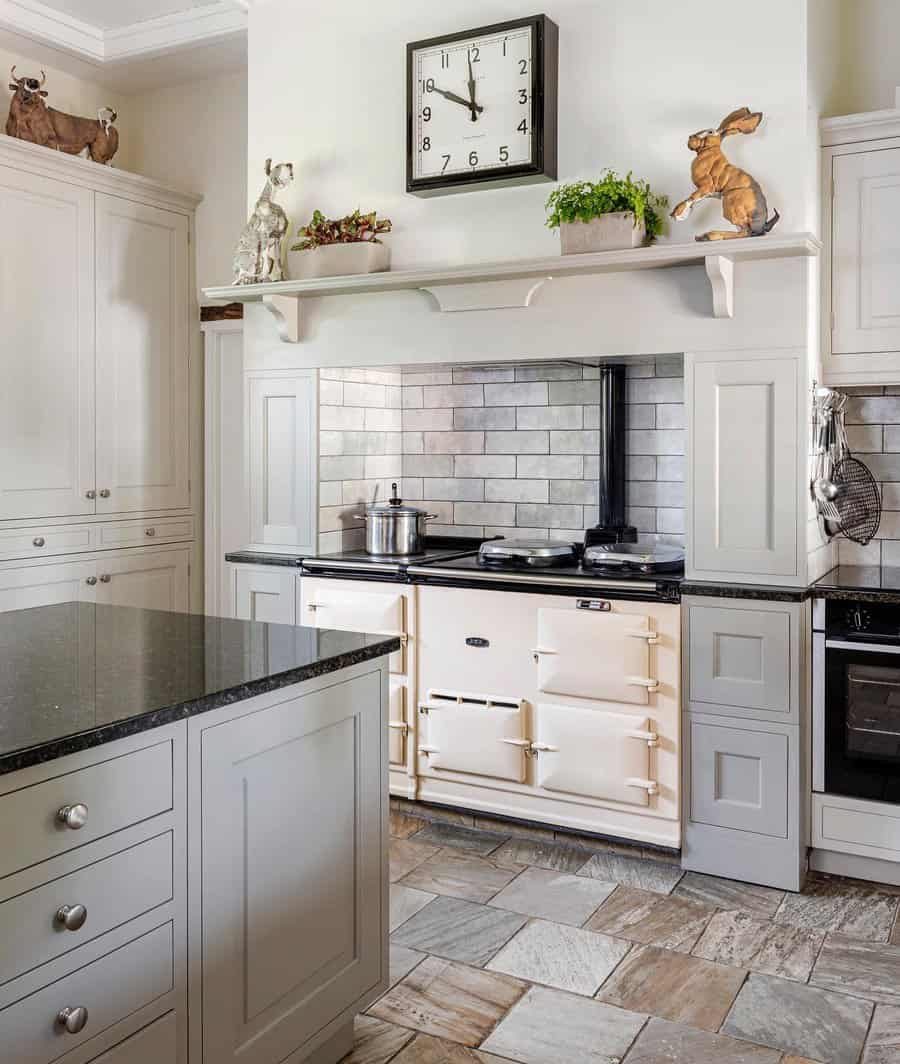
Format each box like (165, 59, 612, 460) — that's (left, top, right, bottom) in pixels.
(671, 107, 779, 241)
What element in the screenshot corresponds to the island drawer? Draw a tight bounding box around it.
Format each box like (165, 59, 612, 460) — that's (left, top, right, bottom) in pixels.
(0, 922, 173, 1064)
(88, 1011, 176, 1063)
(0, 740, 173, 881)
(0, 832, 173, 987)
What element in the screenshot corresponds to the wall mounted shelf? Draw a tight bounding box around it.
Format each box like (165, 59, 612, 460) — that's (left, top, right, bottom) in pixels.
(202, 232, 820, 342)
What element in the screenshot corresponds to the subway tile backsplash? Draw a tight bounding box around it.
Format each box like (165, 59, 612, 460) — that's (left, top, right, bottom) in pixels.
(319, 359, 685, 550)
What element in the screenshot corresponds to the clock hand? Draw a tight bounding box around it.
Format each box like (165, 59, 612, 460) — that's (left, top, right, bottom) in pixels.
(466, 52, 479, 122)
(432, 86, 483, 113)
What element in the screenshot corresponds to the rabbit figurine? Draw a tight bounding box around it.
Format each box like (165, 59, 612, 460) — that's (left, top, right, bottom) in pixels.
(671, 107, 780, 241)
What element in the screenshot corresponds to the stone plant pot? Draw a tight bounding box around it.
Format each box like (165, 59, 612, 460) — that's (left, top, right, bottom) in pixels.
(559, 212, 646, 254)
(288, 241, 390, 280)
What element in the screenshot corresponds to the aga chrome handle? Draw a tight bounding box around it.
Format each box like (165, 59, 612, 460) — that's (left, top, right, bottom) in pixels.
(625, 628, 660, 645)
(85, 490, 96, 500)
(85, 576, 97, 586)
(531, 647, 557, 664)
(56, 803, 88, 830)
(387, 721, 409, 734)
(307, 603, 325, 612)
(32, 536, 45, 548)
(56, 1006, 89, 1035)
(625, 776, 659, 796)
(625, 728, 660, 748)
(55, 904, 88, 932)
(626, 676, 661, 693)
(99, 574, 111, 583)
(98, 489, 110, 498)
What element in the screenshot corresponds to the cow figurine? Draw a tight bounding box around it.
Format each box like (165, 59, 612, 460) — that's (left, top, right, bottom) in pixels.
(6, 68, 119, 165)
(232, 158, 294, 285)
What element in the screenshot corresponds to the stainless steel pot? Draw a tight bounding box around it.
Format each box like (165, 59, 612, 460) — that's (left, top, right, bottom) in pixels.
(356, 484, 436, 555)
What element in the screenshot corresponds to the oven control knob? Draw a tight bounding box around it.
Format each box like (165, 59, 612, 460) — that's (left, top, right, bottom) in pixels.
(845, 607, 872, 632)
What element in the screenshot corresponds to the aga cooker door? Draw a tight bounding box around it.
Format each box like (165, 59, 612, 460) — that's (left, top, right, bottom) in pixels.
(419, 692, 527, 783)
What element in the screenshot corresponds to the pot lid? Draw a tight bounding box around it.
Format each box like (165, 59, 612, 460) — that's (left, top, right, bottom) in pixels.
(479, 539, 578, 560)
(583, 542, 685, 570)
(364, 483, 428, 516)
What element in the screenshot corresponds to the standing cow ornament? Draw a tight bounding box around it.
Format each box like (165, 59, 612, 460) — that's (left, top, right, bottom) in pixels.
(232, 159, 295, 285)
(671, 107, 779, 241)
(6, 68, 118, 164)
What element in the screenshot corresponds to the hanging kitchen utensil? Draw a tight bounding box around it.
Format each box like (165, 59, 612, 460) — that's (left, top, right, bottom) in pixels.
(812, 391, 842, 526)
(831, 405, 882, 545)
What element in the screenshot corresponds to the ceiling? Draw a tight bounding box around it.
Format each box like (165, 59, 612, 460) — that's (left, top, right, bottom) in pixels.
(0, 0, 247, 90)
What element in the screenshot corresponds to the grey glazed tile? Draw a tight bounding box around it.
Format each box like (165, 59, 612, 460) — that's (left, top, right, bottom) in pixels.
(482, 985, 646, 1064)
(548, 380, 604, 405)
(692, 910, 824, 981)
(485, 430, 549, 454)
(453, 365, 515, 384)
(626, 404, 656, 429)
(404, 409, 454, 431)
(597, 945, 744, 1031)
(627, 455, 657, 480)
(419, 478, 484, 502)
(488, 867, 617, 926)
(423, 384, 484, 408)
(549, 429, 601, 454)
(484, 478, 550, 504)
(625, 430, 684, 456)
(586, 886, 713, 953)
(516, 454, 583, 479)
(391, 885, 438, 933)
(391, 838, 441, 882)
(578, 852, 684, 895)
(721, 973, 873, 1064)
(453, 408, 516, 431)
(487, 918, 631, 996)
(409, 823, 508, 857)
(862, 1004, 900, 1064)
(342, 1015, 416, 1064)
(516, 405, 583, 430)
(810, 934, 900, 1004)
(453, 454, 516, 478)
(655, 455, 685, 481)
(549, 479, 599, 505)
(392, 896, 527, 967)
(515, 363, 582, 381)
(454, 502, 517, 526)
(515, 503, 583, 529)
(626, 377, 683, 404)
(423, 432, 484, 455)
(402, 455, 453, 477)
(774, 876, 900, 942)
(398, 850, 520, 904)
(484, 382, 548, 406)
(491, 837, 595, 874)
(672, 872, 785, 918)
(623, 1017, 781, 1064)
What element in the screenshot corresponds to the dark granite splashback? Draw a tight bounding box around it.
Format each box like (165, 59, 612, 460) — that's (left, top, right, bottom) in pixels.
(0, 603, 399, 776)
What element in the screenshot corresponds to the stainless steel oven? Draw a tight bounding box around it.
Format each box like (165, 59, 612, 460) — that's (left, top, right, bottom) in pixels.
(813, 597, 900, 804)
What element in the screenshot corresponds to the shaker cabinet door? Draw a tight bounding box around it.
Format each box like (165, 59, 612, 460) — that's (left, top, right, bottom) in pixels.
(95, 194, 190, 514)
(0, 166, 95, 520)
(95, 547, 190, 613)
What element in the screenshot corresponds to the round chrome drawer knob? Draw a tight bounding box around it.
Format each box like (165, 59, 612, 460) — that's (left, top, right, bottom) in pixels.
(145, 527, 156, 537)
(57, 1006, 88, 1035)
(56, 803, 88, 830)
(85, 490, 96, 500)
(85, 576, 97, 587)
(33, 537, 45, 548)
(99, 574, 111, 583)
(99, 489, 110, 498)
(56, 904, 88, 931)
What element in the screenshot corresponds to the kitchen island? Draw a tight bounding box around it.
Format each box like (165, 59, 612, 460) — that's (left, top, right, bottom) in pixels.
(0, 602, 399, 1064)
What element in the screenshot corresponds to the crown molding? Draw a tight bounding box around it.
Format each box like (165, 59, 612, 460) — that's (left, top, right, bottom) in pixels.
(0, 0, 246, 65)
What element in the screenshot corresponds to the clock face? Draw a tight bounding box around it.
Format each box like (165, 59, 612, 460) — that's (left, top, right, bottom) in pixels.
(406, 16, 557, 195)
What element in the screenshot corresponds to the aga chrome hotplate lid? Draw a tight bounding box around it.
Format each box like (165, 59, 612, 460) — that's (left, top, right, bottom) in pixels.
(478, 539, 578, 567)
(583, 542, 685, 573)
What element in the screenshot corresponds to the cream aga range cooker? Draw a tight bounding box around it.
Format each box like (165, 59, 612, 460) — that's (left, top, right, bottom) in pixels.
(302, 537, 683, 850)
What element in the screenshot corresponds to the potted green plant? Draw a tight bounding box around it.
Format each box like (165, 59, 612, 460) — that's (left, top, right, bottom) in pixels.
(288, 208, 393, 280)
(545, 172, 667, 254)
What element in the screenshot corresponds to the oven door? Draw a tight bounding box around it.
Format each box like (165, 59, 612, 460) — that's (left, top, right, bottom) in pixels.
(825, 641, 900, 803)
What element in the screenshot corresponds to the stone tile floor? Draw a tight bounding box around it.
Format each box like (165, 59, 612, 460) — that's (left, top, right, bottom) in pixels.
(339, 811, 900, 1064)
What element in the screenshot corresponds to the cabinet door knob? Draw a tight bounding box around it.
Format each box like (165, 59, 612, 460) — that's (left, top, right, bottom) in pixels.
(57, 1006, 89, 1035)
(56, 904, 88, 931)
(85, 576, 97, 586)
(85, 490, 96, 500)
(32, 537, 45, 547)
(99, 489, 111, 498)
(99, 574, 111, 583)
(56, 803, 88, 830)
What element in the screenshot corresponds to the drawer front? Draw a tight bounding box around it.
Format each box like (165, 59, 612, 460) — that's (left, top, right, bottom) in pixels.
(0, 525, 98, 563)
(421, 695, 526, 782)
(0, 742, 173, 880)
(0, 922, 173, 1064)
(300, 579, 405, 635)
(0, 833, 173, 986)
(88, 1012, 176, 1063)
(813, 794, 900, 858)
(689, 718, 788, 837)
(688, 603, 793, 716)
(97, 518, 194, 551)
(534, 703, 652, 807)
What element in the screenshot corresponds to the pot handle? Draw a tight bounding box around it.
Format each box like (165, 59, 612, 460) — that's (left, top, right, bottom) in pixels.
(352, 514, 369, 521)
(424, 514, 438, 521)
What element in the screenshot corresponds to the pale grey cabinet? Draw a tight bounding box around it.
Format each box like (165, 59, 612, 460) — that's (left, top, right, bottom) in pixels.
(683, 596, 807, 891)
(189, 662, 388, 1064)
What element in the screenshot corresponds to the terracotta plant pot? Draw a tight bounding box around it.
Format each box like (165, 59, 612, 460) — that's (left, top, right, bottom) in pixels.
(559, 212, 646, 254)
(288, 241, 390, 280)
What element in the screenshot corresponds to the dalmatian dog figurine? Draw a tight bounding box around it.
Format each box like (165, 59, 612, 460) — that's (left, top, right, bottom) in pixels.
(233, 158, 294, 284)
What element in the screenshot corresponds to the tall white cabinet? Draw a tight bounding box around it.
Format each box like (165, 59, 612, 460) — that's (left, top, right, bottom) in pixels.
(0, 137, 202, 614)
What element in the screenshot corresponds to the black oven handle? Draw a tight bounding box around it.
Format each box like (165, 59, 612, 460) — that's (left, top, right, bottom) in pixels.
(826, 638, 900, 655)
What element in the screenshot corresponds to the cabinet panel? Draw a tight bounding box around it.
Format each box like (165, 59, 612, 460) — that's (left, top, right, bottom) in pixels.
(96, 548, 190, 613)
(95, 194, 190, 514)
(88, 1012, 177, 1064)
(234, 566, 296, 625)
(0, 559, 96, 613)
(689, 718, 788, 837)
(833, 147, 900, 355)
(197, 673, 384, 1064)
(247, 372, 317, 552)
(690, 357, 798, 578)
(0, 166, 95, 519)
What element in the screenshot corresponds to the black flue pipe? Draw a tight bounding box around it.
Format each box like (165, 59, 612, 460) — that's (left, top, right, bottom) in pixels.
(585, 365, 637, 545)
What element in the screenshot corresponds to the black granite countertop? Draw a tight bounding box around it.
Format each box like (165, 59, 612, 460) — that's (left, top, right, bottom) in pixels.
(225, 550, 304, 567)
(810, 565, 900, 605)
(0, 603, 400, 776)
(679, 580, 810, 603)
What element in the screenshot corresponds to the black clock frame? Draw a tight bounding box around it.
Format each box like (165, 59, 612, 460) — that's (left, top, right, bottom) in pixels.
(406, 14, 558, 196)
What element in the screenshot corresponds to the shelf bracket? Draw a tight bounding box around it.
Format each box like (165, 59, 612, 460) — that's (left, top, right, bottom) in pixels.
(419, 276, 549, 313)
(704, 254, 734, 318)
(262, 293, 302, 342)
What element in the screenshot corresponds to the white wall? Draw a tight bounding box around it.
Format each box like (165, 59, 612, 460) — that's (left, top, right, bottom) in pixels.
(127, 69, 247, 292)
(831, 0, 900, 116)
(247, 0, 812, 268)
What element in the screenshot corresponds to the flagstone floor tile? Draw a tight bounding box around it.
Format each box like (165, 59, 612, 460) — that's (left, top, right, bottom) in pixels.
(692, 910, 824, 981)
(597, 944, 745, 1031)
(398, 850, 522, 904)
(491, 837, 594, 874)
(391, 811, 427, 839)
(368, 956, 527, 1048)
(388, 945, 426, 990)
(339, 1016, 416, 1064)
(810, 934, 900, 1004)
(487, 918, 631, 996)
(489, 866, 617, 926)
(671, 872, 784, 918)
(621, 1016, 782, 1064)
(389, 1033, 508, 1062)
(392, 896, 527, 967)
(585, 885, 714, 953)
(410, 822, 509, 857)
(391, 839, 442, 883)
(862, 1004, 900, 1064)
(774, 876, 899, 942)
(481, 985, 646, 1064)
(578, 852, 684, 895)
(721, 973, 873, 1064)
(390, 884, 437, 933)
